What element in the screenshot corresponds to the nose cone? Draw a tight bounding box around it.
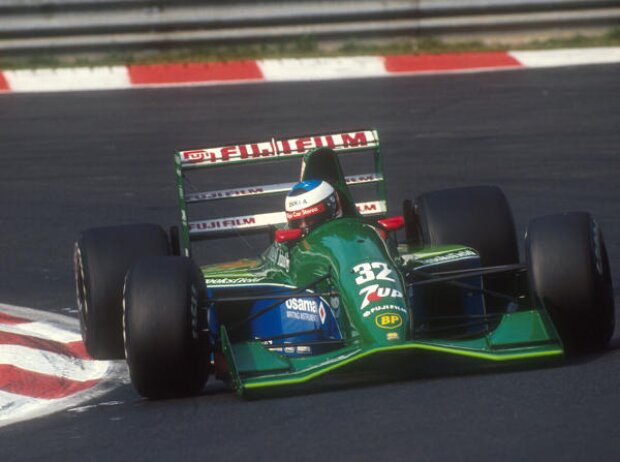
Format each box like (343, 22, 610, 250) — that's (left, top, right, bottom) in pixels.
(300, 218, 410, 345)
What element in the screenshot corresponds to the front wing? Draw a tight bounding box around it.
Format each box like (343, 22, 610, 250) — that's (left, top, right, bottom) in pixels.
(221, 310, 564, 398)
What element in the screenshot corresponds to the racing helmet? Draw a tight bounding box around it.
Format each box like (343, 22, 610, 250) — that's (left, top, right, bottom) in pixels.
(285, 180, 342, 232)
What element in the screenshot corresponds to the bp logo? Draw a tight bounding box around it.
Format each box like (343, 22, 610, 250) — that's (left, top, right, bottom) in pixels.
(375, 313, 403, 329)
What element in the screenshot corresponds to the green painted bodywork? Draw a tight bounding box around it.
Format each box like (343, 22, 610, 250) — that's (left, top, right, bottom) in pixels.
(176, 132, 564, 397)
(221, 310, 562, 398)
(205, 222, 563, 397)
(214, 228, 563, 397)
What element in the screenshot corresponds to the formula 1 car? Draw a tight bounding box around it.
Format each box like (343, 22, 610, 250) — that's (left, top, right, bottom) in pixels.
(74, 129, 615, 399)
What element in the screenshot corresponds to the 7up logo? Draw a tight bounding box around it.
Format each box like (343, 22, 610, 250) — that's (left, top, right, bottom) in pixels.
(358, 284, 404, 309)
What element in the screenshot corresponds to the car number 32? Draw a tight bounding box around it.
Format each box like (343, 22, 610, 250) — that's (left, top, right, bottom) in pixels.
(352, 262, 395, 285)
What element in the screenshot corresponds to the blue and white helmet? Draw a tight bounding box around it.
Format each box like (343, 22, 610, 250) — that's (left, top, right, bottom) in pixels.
(285, 180, 342, 232)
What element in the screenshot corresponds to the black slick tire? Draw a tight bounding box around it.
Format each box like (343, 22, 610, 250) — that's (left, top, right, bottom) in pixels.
(414, 185, 519, 311)
(74, 224, 170, 359)
(526, 212, 615, 354)
(123, 256, 209, 399)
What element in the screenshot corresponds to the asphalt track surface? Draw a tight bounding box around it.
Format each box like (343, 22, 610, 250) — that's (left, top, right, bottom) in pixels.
(1, 64, 619, 461)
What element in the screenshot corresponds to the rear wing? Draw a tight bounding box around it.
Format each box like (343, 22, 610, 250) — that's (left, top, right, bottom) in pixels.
(174, 129, 386, 257)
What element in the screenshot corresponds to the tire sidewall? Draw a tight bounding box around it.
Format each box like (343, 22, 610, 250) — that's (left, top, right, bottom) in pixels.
(123, 256, 209, 399)
(526, 213, 615, 353)
(74, 224, 170, 359)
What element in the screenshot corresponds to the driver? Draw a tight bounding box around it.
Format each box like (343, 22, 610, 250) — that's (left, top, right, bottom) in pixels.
(285, 179, 342, 234)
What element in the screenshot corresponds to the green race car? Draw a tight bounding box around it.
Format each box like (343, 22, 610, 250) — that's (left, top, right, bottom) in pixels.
(74, 129, 615, 399)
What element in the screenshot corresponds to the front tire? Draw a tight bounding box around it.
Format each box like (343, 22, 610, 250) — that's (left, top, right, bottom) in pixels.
(526, 212, 615, 354)
(413, 185, 519, 311)
(74, 224, 170, 359)
(123, 256, 210, 399)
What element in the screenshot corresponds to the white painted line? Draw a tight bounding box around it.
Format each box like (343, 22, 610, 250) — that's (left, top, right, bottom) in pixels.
(4, 66, 130, 92)
(510, 47, 620, 68)
(0, 390, 49, 416)
(67, 400, 125, 414)
(258, 56, 386, 81)
(0, 344, 109, 381)
(0, 321, 83, 343)
(0, 303, 82, 328)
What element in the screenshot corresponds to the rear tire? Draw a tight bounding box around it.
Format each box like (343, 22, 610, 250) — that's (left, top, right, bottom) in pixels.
(414, 185, 519, 311)
(74, 224, 170, 359)
(526, 212, 615, 354)
(123, 256, 210, 399)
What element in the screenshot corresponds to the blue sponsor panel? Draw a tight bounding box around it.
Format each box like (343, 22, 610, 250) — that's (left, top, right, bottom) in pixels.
(249, 294, 341, 356)
(412, 256, 487, 335)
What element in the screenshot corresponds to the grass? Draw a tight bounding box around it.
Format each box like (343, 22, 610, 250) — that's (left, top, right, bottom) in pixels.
(1, 28, 619, 70)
